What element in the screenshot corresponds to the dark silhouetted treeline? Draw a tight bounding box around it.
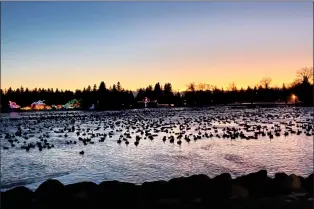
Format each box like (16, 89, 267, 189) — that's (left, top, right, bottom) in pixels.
(0, 67, 313, 112)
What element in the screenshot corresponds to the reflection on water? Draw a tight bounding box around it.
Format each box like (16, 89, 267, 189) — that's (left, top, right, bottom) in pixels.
(0, 107, 313, 191)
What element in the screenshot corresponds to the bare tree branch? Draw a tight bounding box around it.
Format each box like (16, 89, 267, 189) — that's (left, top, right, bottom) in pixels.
(296, 67, 313, 84)
(186, 82, 196, 92)
(260, 77, 272, 89)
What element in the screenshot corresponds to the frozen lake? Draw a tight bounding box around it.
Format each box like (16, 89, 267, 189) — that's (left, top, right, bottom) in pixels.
(0, 107, 313, 191)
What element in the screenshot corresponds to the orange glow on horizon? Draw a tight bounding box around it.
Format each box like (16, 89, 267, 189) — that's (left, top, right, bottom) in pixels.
(0, 78, 302, 93)
(1, 63, 311, 92)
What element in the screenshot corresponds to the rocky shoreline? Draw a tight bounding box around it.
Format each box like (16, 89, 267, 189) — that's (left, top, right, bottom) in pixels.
(1, 170, 313, 209)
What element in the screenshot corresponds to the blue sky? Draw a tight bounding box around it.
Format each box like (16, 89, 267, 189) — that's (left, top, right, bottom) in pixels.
(2, 2, 313, 91)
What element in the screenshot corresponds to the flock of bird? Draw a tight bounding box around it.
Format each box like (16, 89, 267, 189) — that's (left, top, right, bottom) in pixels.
(0, 107, 313, 155)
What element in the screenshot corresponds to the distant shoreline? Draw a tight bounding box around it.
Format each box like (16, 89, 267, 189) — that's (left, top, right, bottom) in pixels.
(1, 102, 311, 114)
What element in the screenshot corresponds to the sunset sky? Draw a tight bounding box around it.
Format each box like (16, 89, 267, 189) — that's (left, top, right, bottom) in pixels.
(1, 2, 313, 91)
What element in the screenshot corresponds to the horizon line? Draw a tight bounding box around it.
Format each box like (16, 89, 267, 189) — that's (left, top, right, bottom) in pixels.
(1, 79, 298, 93)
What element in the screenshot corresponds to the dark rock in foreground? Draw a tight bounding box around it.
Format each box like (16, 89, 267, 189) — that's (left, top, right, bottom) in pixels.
(1, 186, 33, 209)
(1, 171, 313, 209)
(32, 180, 65, 209)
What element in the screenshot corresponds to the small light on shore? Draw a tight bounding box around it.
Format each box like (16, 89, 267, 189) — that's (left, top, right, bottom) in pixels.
(291, 94, 296, 100)
(290, 94, 298, 103)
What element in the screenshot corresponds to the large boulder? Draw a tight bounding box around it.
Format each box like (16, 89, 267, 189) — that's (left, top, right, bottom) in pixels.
(272, 172, 302, 195)
(184, 174, 211, 197)
(167, 174, 211, 201)
(233, 170, 271, 197)
(206, 173, 232, 202)
(287, 174, 303, 193)
(141, 180, 170, 202)
(98, 181, 140, 208)
(303, 173, 313, 195)
(34, 179, 65, 208)
(64, 182, 99, 209)
(1, 186, 33, 209)
(35, 179, 65, 198)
